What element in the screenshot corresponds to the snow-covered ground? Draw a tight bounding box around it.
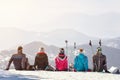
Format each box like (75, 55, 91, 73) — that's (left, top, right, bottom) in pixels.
(0, 70, 120, 80)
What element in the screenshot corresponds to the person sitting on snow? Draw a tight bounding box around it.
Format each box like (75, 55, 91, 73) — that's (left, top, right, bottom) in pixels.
(34, 47, 49, 70)
(93, 47, 109, 73)
(55, 48, 68, 71)
(74, 48, 88, 72)
(6, 46, 29, 70)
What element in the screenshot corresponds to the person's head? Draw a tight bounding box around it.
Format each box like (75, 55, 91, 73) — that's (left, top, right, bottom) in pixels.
(40, 47, 45, 52)
(79, 48, 84, 53)
(59, 48, 64, 54)
(97, 47, 102, 55)
(17, 46, 23, 54)
(59, 48, 65, 59)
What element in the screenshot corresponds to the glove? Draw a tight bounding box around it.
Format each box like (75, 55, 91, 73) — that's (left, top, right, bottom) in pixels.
(5, 67, 9, 70)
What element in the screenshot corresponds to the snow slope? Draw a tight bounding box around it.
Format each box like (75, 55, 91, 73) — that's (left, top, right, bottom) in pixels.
(0, 70, 120, 80)
(0, 70, 39, 80)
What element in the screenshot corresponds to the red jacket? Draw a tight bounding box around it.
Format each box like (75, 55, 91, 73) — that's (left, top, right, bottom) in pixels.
(55, 54, 68, 71)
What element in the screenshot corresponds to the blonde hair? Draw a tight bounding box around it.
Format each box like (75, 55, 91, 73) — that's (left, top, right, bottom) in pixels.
(79, 48, 84, 52)
(40, 47, 44, 52)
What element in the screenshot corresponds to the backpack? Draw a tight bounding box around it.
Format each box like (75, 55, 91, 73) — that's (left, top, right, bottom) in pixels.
(109, 66, 120, 74)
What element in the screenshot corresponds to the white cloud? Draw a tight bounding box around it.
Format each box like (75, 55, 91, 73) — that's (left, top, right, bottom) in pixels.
(0, 0, 120, 37)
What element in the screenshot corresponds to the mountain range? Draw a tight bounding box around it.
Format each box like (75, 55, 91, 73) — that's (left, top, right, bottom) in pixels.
(0, 27, 97, 50)
(0, 41, 120, 70)
(0, 28, 120, 69)
(0, 27, 120, 50)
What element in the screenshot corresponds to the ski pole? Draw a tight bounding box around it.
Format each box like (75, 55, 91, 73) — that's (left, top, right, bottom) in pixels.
(65, 40, 68, 56)
(65, 40, 69, 71)
(89, 40, 94, 54)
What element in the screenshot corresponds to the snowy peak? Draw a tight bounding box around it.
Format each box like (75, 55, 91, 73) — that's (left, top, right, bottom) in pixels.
(0, 41, 120, 70)
(0, 27, 97, 50)
(38, 29, 97, 47)
(103, 37, 120, 49)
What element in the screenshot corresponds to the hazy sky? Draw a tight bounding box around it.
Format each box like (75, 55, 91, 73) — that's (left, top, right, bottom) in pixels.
(0, 0, 120, 38)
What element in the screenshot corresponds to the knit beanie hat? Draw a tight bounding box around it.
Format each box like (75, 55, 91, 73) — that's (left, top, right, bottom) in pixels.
(59, 48, 64, 54)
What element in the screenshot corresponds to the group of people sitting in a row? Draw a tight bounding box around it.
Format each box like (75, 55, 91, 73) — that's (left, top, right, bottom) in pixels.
(5, 46, 109, 72)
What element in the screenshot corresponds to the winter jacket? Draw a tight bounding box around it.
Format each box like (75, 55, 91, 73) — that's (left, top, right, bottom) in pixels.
(93, 53, 107, 72)
(55, 54, 68, 71)
(34, 52, 48, 70)
(74, 53, 88, 71)
(7, 53, 27, 70)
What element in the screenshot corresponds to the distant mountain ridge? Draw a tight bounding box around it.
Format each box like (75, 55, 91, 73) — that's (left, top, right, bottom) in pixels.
(38, 29, 97, 47)
(0, 41, 120, 70)
(0, 27, 97, 50)
(103, 37, 120, 49)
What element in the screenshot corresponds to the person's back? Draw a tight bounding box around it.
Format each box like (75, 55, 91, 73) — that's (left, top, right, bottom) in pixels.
(11, 53, 26, 70)
(6, 46, 28, 70)
(74, 48, 88, 71)
(55, 48, 68, 71)
(93, 53, 107, 72)
(34, 48, 48, 70)
(93, 47, 109, 73)
(55, 54, 68, 71)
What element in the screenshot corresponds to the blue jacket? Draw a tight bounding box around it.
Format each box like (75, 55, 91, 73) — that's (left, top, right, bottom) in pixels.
(74, 53, 88, 71)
